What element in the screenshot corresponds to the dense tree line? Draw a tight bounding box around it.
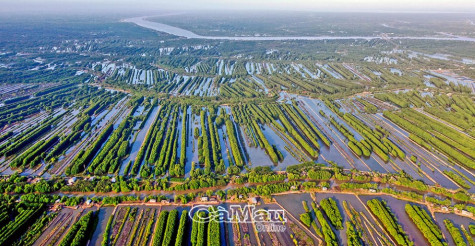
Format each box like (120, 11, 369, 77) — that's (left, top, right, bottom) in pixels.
(59, 211, 95, 246)
(0, 203, 44, 246)
(315, 209, 338, 246)
(155, 106, 179, 177)
(13, 211, 57, 246)
(46, 117, 90, 163)
(179, 106, 188, 170)
(191, 211, 206, 246)
(175, 210, 188, 246)
(384, 109, 475, 169)
(225, 118, 245, 167)
(0, 112, 64, 157)
(346, 221, 363, 246)
(208, 109, 225, 173)
(88, 115, 137, 175)
(0, 84, 78, 127)
(130, 103, 163, 176)
(367, 199, 412, 246)
(162, 210, 178, 246)
(207, 207, 220, 246)
(442, 170, 471, 189)
(405, 204, 445, 246)
(270, 104, 318, 158)
(101, 210, 115, 246)
(232, 104, 282, 164)
(443, 220, 465, 246)
(67, 123, 114, 175)
(200, 110, 212, 173)
(10, 135, 59, 168)
(152, 211, 168, 246)
(320, 198, 343, 230)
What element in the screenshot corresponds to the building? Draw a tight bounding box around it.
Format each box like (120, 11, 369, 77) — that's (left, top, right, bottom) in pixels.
(200, 196, 209, 202)
(67, 177, 77, 185)
(249, 197, 259, 204)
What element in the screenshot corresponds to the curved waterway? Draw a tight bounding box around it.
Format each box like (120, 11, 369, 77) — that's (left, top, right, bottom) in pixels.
(123, 16, 475, 42)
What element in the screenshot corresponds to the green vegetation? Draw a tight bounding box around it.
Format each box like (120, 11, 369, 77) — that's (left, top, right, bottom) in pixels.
(207, 207, 220, 246)
(225, 118, 245, 167)
(315, 209, 338, 246)
(443, 170, 471, 189)
(384, 109, 475, 169)
(0, 203, 44, 246)
(175, 210, 188, 246)
(59, 211, 95, 246)
(102, 211, 115, 246)
(1, 12, 475, 246)
(470, 225, 475, 235)
(320, 198, 343, 230)
(162, 210, 178, 246)
(346, 221, 363, 246)
(152, 211, 168, 246)
(405, 204, 446, 246)
(67, 123, 114, 175)
(444, 220, 465, 246)
(191, 211, 206, 246)
(13, 212, 57, 246)
(299, 212, 312, 227)
(367, 199, 412, 246)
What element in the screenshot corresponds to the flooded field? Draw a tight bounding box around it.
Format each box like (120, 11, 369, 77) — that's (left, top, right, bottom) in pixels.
(273, 192, 473, 246)
(119, 105, 160, 175)
(90, 206, 115, 246)
(359, 194, 429, 245)
(435, 212, 475, 245)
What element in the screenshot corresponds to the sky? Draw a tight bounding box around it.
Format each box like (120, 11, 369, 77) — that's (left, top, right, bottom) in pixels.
(2, 0, 475, 13)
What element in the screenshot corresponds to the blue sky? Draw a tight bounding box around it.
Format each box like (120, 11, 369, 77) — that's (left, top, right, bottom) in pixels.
(3, 0, 475, 13)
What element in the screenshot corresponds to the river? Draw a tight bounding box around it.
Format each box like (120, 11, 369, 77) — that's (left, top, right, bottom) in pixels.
(123, 16, 475, 42)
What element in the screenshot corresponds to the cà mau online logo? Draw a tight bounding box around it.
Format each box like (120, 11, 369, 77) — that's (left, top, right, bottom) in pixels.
(190, 204, 287, 224)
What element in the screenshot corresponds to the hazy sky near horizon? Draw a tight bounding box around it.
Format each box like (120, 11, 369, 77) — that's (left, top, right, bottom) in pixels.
(2, 0, 475, 13)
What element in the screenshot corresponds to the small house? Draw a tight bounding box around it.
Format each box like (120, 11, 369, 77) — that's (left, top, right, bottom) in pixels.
(249, 197, 259, 204)
(68, 177, 77, 185)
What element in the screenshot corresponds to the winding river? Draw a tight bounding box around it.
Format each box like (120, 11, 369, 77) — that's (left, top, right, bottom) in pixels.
(123, 16, 475, 42)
